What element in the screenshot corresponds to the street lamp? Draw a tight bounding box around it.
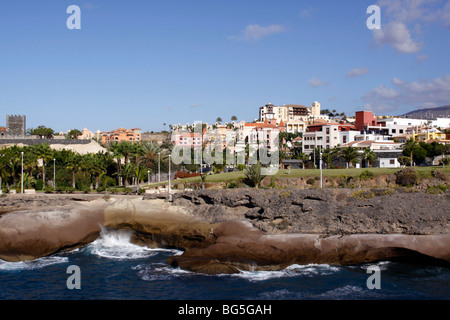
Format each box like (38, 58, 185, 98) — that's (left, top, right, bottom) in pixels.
(158, 152, 161, 183)
(21, 152, 24, 194)
(53, 159, 56, 190)
(168, 154, 171, 194)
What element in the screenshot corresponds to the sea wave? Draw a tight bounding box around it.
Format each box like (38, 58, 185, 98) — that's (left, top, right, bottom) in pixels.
(230, 264, 342, 282)
(133, 263, 193, 281)
(0, 256, 69, 272)
(86, 228, 182, 260)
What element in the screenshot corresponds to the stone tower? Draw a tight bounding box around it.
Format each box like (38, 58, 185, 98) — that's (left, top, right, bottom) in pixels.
(6, 115, 26, 137)
(310, 101, 321, 117)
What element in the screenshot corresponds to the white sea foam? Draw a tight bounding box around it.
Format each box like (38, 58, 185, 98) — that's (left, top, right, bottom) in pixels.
(133, 263, 193, 281)
(0, 256, 68, 271)
(231, 264, 341, 282)
(87, 228, 182, 260)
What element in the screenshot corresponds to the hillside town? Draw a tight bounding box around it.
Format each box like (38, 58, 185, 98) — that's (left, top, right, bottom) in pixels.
(0, 101, 449, 193)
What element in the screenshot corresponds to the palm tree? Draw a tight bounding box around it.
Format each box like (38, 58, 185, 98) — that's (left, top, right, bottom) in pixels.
(134, 165, 147, 188)
(88, 153, 107, 189)
(297, 153, 309, 169)
(340, 146, 360, 168)
(231, 115, 238, 122)
(33, 143, 53, 187)
(244, 162, 266, 189)
(321, 151, 334, 169)
(0, 150, 10, 190)
(66, 151, 82, 189)
(5, 146, 21, 187)
(362, 148, 376, 168)
(120, 163, 135, 186)
(216, 117, 223, 124)
(19, 172, 37, 189)
(403, 138, 418, 166)
(119, 141, 133, 165)
(109, 142, 124, 185)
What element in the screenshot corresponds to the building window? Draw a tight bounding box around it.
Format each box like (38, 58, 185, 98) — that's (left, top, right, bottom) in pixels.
(390, 159, 395, 165)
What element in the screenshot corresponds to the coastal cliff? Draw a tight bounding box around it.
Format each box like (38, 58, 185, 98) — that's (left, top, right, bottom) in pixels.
(0, 189, 449, 274)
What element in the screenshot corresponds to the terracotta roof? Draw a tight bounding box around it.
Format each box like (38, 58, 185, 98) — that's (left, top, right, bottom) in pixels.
(244, 122, 277, 128)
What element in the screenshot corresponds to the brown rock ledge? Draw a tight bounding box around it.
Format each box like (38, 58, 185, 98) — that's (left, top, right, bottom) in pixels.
(0, 190, 449, 275)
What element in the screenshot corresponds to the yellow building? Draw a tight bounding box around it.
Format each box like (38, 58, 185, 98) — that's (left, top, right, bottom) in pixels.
(412, 129, 450, 144)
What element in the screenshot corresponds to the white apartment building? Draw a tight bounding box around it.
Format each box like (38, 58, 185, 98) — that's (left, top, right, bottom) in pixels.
(302, 123, 358, 154)
(259, 101, 326, 124)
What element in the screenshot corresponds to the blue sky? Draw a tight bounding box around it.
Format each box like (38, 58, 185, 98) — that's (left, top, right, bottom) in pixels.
(1, 0, 449, 133)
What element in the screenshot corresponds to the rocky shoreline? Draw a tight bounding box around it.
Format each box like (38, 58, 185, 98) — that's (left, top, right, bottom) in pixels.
(0, 189, 449, 274)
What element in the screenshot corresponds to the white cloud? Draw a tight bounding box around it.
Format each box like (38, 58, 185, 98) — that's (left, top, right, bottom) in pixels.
(228, 24, 286, 42)
(189, 103, 202, 108)
(308, 77, 329, 88)
(372, 22, 422, 54)
(371, 0, 450, 54)
(362, 74, 450, 113)
(346, 67, 369, 78)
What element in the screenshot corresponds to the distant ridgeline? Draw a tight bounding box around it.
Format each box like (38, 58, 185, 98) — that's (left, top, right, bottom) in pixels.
(401, 105, 450, 120)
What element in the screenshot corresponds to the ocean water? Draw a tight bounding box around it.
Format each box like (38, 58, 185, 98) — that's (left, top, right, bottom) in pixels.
(0, 228, 449, 300)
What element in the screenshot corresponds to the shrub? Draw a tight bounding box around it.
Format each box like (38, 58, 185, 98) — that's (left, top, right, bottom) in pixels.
(360, 170, 374, 180)
(244, 162, 266, 188)
(107, 186, 133, 194)
(426, 185, 446, 194)
(174, 171, 201, 179)
(227, 182, 239, 189)
(306, 178, 315, 185)
(43, 186, 54, 193)
(350, 190, 375, 199)
(395, 168, 419, 187)
(432, 169, 447, 181)
(337, 175, 347, 187)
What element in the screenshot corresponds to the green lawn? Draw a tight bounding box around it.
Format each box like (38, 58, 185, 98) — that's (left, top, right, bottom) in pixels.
(145, 166, 450, 187)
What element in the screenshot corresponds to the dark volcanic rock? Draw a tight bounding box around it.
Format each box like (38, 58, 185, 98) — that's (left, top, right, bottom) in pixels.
(171, 188, 450, 235)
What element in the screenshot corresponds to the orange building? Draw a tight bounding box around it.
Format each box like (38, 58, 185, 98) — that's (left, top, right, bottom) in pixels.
(101, 127, 141, 144)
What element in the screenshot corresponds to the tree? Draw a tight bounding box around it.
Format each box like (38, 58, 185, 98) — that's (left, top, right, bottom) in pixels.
(119, 163, 135, 186)
(28, 126, 55, 139)
(403, 138, 418, 166)
(339, 146, 360, 168)
(66, 129, 82, 140)
(0, 150, 10, 190)
(321, 151, 334, 168)
(362, 148, 376, 168)
(231, 115, 238, 122)
(66, 151, 82, 189)
(398, 156, 411, 167)
(33, 143, 53, 187)
(216, 117, 223, 124)
(19, 172, 36, 189)
(297, 153, 309, 169)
